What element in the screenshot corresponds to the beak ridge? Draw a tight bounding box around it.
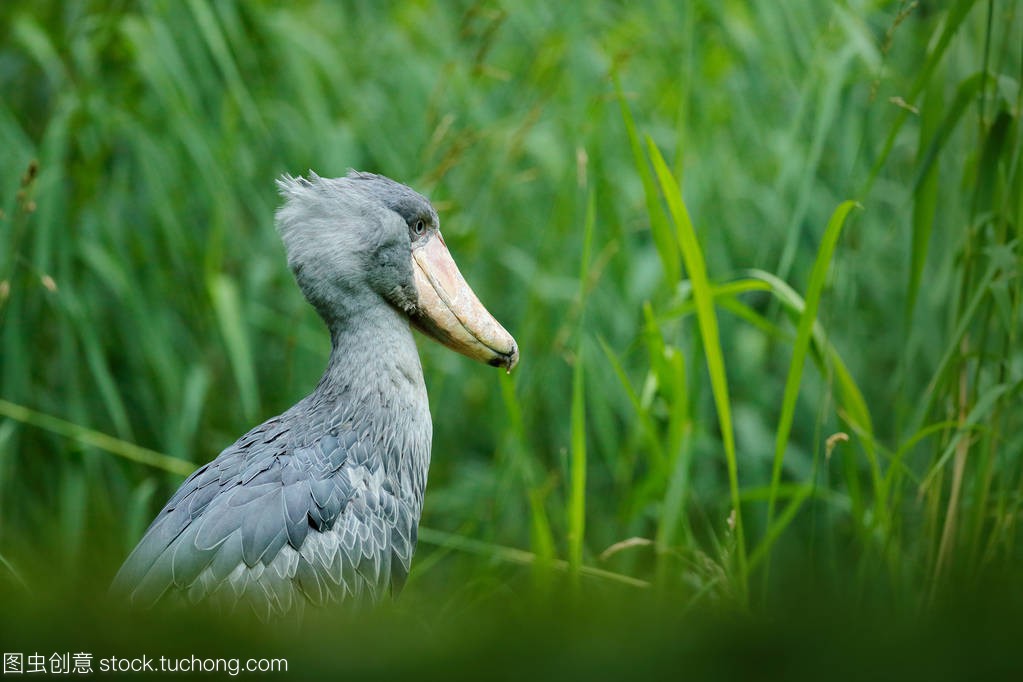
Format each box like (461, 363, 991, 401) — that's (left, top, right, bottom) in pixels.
(410, 233, 518, 372)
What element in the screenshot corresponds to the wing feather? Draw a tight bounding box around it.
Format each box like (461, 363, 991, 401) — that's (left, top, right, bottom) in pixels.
(112, 415, 419, 617)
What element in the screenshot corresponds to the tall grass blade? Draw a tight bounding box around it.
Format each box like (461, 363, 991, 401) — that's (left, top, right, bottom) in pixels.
(598, 336, 666, 469)
(907, 79, 941, 325)
(498, 372, 556, 568)
(911, 262, 998, 431)
(567, 190, 596, 582)
(614, 75, 680, 285)
(909, 72, 991, 197)
(918, 382, 1014, 495)
(646, 138, 747, 597)
(748, 485, 814, 571)
(209, 273, 259, 423)
(863, 0, 980, 196)
(764, 201, 860, 560)
(746, 269, 880, 527)
(568, 346, 586, 581)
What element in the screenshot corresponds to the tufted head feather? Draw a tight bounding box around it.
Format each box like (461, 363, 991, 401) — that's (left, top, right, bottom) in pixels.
(274, 171, 434, 326)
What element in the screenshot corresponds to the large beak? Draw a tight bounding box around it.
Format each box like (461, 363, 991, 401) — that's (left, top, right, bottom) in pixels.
(410, 232, 518, 372)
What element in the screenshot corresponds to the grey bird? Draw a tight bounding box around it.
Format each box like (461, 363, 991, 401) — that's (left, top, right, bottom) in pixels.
(112, 171, 518, 618)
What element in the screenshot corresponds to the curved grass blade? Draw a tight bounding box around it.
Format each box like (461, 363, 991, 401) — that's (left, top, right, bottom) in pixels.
(659, 279, 772, 321)
(746, 269, 882, 530)
(646, 138, 747, 598)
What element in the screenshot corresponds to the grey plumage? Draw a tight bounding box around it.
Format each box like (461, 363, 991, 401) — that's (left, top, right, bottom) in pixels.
(113, 172, 441, 618)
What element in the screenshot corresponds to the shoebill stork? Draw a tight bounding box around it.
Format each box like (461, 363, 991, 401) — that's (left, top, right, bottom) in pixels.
(112, 171, 518, 617)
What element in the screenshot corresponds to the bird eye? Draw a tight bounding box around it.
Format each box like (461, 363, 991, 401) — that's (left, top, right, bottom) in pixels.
(413, 219, 426, 237)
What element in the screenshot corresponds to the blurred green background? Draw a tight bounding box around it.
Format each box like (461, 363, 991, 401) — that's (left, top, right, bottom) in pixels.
(1, 0, 1022, 674)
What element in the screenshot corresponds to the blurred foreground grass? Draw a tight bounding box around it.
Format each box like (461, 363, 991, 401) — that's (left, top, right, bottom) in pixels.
(3, 577, 1023, 680)
(1, 0, 1022, 670)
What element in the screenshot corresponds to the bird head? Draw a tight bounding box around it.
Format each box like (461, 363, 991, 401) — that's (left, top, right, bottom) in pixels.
(274, 171, 518, 372)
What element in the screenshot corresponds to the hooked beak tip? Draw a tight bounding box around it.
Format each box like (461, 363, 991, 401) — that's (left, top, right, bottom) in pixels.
(487, 342, 519, 373)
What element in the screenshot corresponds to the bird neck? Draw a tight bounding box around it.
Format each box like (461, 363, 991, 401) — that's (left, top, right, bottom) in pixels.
(306, 304, 430, 452)
(316, 303, 426, 402)
(306, 303, 431, 504)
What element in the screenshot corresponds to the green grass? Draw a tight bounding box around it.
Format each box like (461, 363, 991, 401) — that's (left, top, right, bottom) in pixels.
(647, 138, 748, 598)
(1, 0, 1022, 671)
